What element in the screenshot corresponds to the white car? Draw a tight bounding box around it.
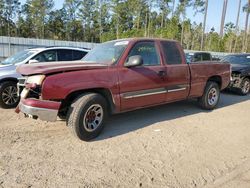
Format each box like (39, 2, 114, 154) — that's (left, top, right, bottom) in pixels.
(0, 47, 89, 108)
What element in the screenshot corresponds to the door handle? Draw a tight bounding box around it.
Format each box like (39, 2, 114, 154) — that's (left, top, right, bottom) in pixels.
(157, 70, 167, 77)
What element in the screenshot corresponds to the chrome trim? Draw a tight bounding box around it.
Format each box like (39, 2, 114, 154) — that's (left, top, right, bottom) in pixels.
(18, 77, 27, 86)
(17, 77, 27, 96)
(167, 87, 186, 93)
(124, 90, 167, 99)
(19, 102, 58, 122)
(122, 85, 188, 99)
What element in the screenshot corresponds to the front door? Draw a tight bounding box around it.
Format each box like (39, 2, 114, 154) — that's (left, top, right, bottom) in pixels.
(118, 41, 168, 111)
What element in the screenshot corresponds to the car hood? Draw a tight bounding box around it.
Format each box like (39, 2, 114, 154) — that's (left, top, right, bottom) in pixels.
(0, 63, 16, 70)
(16, 61, 109, 76)
(231, 63, 250, 72)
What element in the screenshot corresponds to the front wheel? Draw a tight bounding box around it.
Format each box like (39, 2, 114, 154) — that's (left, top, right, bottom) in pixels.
(238, 78, 250, 95)
(0, 81, 20, 109)
(198, 81, 220, 110)
(66, 93, 107, 141)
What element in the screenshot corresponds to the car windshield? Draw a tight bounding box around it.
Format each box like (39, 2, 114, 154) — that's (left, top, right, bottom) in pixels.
(1, 50, 36, 65)
(221, 55, 250, 65)
(82, 40, 129, 64)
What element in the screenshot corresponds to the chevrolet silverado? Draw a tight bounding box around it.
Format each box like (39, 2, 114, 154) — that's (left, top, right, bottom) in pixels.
(16, 38, 231, 141)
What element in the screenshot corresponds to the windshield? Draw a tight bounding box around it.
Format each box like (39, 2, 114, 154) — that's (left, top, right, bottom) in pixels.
(1, 50, 36, 65)
(221, 55, 250, 65)
(82, 40, 129, 64)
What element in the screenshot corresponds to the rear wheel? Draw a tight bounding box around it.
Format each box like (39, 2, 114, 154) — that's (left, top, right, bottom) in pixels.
(66, 93, 107, 141)
(238, 78, 250, 95)
(198, 81, 220, 110)
(0, 81, 20, 109)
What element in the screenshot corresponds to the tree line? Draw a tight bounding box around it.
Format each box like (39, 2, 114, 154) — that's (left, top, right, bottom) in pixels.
(0, 0, 249, 53)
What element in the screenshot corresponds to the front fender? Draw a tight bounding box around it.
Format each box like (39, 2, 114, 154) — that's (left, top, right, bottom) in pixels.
(41, 69, 119, 100)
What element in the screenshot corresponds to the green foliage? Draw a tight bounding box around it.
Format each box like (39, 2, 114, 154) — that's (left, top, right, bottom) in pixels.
(21, 0, 54, 38)
(0, 0, 249, 52)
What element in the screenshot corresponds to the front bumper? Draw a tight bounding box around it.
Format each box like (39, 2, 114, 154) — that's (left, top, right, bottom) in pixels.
(17, 98, 61, 122)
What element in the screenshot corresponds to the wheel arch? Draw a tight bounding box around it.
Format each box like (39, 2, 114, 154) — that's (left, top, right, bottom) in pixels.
(244, 75, 250, 80)
(59, 88, 116, 115)
(207, 75, 222, 89)
(0, 77, 18, 85)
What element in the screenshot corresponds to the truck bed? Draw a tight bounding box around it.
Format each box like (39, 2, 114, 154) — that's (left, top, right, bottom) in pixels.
(188, 61, 231, 98)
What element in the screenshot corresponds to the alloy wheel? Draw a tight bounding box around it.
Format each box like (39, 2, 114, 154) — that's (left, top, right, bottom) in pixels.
(2, 86, 19, 106)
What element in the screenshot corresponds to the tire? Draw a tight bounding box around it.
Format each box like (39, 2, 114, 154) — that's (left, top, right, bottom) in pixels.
(0, 81, 20, 109)
(66, 93, 107, 141)
(238, 78, 250, 96)
(198, 81, 220, 110)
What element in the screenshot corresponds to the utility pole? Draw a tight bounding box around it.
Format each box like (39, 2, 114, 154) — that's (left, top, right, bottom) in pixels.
(243, 5, 249, 52)
(233, 0, 242, 52)
(201, 0, 208, 51)
(220, 0, 228, 37)
(172, 0, 175, 17)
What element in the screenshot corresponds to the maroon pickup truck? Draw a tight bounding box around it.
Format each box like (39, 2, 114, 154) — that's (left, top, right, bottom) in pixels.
(16, 38, 231, 141)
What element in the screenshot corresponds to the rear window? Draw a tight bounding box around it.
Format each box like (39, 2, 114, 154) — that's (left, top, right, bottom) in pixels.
(161, 41, 182, 65)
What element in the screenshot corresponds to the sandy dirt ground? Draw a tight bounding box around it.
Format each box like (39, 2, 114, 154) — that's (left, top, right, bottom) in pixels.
(0, 92, 250, 188)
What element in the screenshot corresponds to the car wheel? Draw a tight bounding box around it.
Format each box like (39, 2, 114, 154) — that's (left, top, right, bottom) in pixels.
(238, 78, 250, 95)
(0, 81, 20, 109)
(66, 93, 107, 141)
(198, 81, 220, 110)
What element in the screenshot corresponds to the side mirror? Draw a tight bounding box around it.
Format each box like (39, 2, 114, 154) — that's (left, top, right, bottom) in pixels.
(124, 55, 143, 68)
(28, 59, 39, 64)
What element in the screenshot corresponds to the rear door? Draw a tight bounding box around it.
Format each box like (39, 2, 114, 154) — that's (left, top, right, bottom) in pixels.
(160, 41, 190, 102)
(118, 41, 168, 111)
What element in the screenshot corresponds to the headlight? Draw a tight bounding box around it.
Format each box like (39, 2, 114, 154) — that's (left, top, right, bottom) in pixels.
(26, 75, 45, 85)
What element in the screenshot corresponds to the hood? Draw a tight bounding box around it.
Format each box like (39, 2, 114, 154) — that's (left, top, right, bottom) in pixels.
(231, 63, 250, 72)
(0, 63, 16, 73)
(0, 63, 10, 68)
(16, 61, 109, 76)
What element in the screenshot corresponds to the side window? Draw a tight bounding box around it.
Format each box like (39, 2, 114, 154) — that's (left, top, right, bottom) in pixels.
(202, 53, 211, 61)
(57, 49, 73, 61)
(32, 50, 57, 62)
(161, 41, 182, 65)
(72, 50, 87, 60)
(127, 42, 160, 66)
(193, 53, 202, 62)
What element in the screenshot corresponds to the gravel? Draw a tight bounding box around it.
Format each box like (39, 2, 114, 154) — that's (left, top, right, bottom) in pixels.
(0, 92, 249, 188)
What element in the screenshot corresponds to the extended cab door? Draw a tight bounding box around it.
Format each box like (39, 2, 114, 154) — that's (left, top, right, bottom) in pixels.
(118, 41, 168, 111)
(160, 41, 190, 102)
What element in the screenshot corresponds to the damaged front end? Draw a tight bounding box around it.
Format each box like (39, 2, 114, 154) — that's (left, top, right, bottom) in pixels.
(16, 75, 61, 122)
(229, 72, 243, 89)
